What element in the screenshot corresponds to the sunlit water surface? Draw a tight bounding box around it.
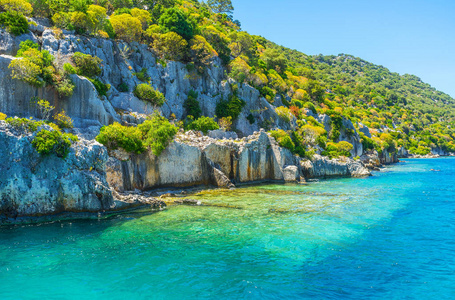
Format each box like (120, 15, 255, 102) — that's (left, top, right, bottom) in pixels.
(1, 158, 455, 299)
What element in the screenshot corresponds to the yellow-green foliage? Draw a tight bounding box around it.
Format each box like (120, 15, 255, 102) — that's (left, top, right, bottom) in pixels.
(130, 7, 150, 30)
(32, 128, 78, 158)
(186, 116, 219, 134)
(96, 122, 144, 154)
(134, 83, 166, 106)
(275, 106, 293, 123)
(322, 141, 353, 158)
(53, 110, 73, 129)
(138, 113, 178, 156)
(0, 0, 32, 15)
(9, 58, 43, 87)
(300, 124, 326, 145)
(110, 14, 142, 42)
(269, 129, 295, 152)
(0, 112, 6, 120)
(189, 35, 217, 71)
(152, 32, 188, 61)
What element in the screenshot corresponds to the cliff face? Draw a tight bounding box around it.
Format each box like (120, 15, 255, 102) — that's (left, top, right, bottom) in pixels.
(105, 130, 371, 193)
(0, 27, 287, 137)
(0, 121, 113, 221)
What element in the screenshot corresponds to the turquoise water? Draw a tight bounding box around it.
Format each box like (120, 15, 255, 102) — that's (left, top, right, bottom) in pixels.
(1, 159, 455, 299)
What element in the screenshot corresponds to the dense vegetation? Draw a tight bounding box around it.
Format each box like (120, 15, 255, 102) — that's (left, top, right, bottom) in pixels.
(3, 0, 455, 157)
(96, 112, 178, 156)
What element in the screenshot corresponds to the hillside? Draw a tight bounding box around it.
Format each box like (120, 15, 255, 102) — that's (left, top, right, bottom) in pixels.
(1, 0, 454, 160)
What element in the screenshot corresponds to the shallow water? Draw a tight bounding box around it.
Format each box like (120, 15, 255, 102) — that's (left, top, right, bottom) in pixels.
(1, 158, 455, 299)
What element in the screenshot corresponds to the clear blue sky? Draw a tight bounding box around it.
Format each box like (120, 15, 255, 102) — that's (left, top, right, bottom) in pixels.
(231, 0, 455, 98)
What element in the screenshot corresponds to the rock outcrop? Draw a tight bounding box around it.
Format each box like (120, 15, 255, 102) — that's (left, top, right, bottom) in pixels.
(301, 155, 370, 178)
(0, 121, 113, 221)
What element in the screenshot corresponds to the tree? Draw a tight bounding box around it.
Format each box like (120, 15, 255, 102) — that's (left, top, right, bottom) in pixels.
(207, 0, 233, 16)
(131, 7, 150, 30)
(110, 13, 142, 42)
(159, 7, 194, 40)
(261, 48, 287, 74)
(152, 32, 187, 61)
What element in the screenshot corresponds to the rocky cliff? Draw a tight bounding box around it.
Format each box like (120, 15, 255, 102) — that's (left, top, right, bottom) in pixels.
(0, 26, 395, 224)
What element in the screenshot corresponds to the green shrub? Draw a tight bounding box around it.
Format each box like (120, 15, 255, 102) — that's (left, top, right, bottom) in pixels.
(71, 52, 102, 78)
(359, 132, 376, 151)
(32, 129, 78, 158)
(54, 110, 73, 129)
(304, 102, 317, 114)
(152, 31, 188, 61)
(321, 141, 353, 158)
(215, 95, 246, 120)
(118, 82, 129, 92)
(269, 129, 295, 152)
(133, 68, 150, 82)
(134, 83, 166, 106)
(246, 113, 255, 124)
(55, 76, 75, 97)
(6, 117, 43, 132)
(138, 112, 178, 156)
(89, 78, 110, 97)
(186, 116, 219, 134)
(275, 106, 292, 123)
(63, 63, 77, 74)
(183, 90, 201, 119)
(96, 122, 144, 154)
(8, 58, 43, 87)
(0, 11, 28, 35)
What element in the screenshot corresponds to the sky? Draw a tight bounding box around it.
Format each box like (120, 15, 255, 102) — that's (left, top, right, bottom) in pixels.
(231, 0, 455, 98)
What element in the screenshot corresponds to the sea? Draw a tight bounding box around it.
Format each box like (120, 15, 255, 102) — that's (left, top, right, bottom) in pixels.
(1, 158, 454, 299)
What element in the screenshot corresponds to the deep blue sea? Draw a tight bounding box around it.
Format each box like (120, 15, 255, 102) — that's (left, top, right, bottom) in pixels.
(1, 158, 455, 299)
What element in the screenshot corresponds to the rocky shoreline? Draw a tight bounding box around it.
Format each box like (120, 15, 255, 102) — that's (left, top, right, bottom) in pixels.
(0, 121, 395, 225)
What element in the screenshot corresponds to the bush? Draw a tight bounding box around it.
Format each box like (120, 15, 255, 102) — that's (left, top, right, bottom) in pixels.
(189, 35, 216, 72)
(0, 11, 28, 35)
(96, 122, 144, 154)
(54, 110, 73, 129)
(322, 141, 353, 158)
(8, 58, 43, 87)
(183, 90, 201, 119)
(134, 83, 165, 106)
(246, 113, 255, 124)
(275, 106, 292, 123)
(5, 117, 43, 132)
(88, 78, 110, 97)
(218, 116, 232, 131)
(118, 82, 129, 92)
(304, 102, 317, 114)
(152, 32, 188, 61)
(138, 112, 178, 156)
(269, 129, 295, 152)
(32, 129, 78, 158)
(187, 116, 219, 134)
(0, 112, 6, 120)
(31, 97, 54, 120)
(0, 0, 33, 16)
(132, 68, 150, 82)
(215, 94, 246, 120)
(54, 76, 75, 97)
(63, 63, 77, 74)
(359, 132, 376, 151)
(110, 14, 142, 42)
(71, 52, 102, 78)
